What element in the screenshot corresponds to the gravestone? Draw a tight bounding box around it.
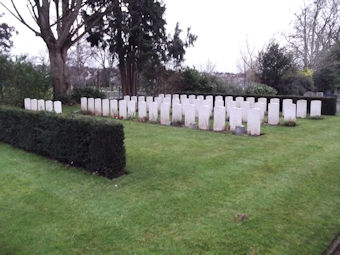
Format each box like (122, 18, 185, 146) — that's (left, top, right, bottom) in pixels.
(226, 101, 236, 119)
(131, 96, 138, 103)
(297, 100, 307, 118)
(102, 99, 110, 116)
(81, 97, 87, 112)
(282, 99, 293, 116)
(53, 101, 62, 114)
(138, 96, 145, 102)
(119, 100, 127, 119)
(284, 103, 296, 122)
(254, 102, 266, 123)
(38, 99, 45, 111)
(198, 105, 210, 130)
(246, 97, 255, 104)
(160, 103, 170, 125)
(240, 101, 250, 122)
(247, 108, 261, 136)
(213, 106, 226, 131)
(149, 102, 158, 122)
(173, 94, 180, 101)
(258, 97, 267, 112)
(229, 107, 242, 132)
(172, 103, 182, 123)
(110, 100, 118, 117)
(268, 103, 280, 125)
(215, 100, 224, 108)
(155, 97, 162, 111)
(310, 100, 322, 117)
(24, 98, 31, 110)
(146, 96, 153, 111)
(124, 95, 130, 102)
(95, 98, 102, 116)
(45, 100, 53, 112)
(159, 94, 165, 100)
(206, 95, 213, 103)
(235, 97, 244, 107)
(180, 94, 187, 103)
(270, 98, 280, 104)
(189, 95, 196, 104)
(127, 100, 136, 118)
(184, 104, 196, 128)
(215, 96, 223, 102)
(197, 95, 204, 101)
(88, 98, 95, 114)
(138, 101, 147, 119)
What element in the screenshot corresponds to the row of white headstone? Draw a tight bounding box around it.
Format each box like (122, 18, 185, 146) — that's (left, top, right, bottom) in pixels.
(80, 96, 322, 136)
(24, 98, 63, 114)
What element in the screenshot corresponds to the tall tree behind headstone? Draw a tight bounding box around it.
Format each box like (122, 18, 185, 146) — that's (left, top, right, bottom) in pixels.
(0, 0, 107, 98)
(86, 0, 197, 96)
(0, 13, 15, 54)
(286, 0, 340, 69)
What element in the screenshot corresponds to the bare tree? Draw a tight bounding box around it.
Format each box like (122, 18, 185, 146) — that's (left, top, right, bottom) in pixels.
(238, 39, 259, 86)
(0, 0, 106, 97)
(286, 0, 340, 69)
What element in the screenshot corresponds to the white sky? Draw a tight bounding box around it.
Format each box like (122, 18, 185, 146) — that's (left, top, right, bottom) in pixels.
(1, 0, 306, 72)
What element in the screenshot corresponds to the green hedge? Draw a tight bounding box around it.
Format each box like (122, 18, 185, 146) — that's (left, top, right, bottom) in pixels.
(0, 106, 126, 179)
(179, 92, 337, 115)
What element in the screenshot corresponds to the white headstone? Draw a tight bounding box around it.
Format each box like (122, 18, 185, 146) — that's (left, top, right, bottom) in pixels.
(160, 103, 170, 125)
(270, 98, 280, 104)
(159, 94, 165, 100)
(258, 98, 267, 112)
(297, 100, 307, 118)
(24, 98, 31, 110)
(246, 97, 255, 104)
(213, 106, 226, 131)
(95, 98, 102, 116)
(215, 96, 223, 102)
(172, 103, 182, 123)
(102, 99, 110, 116)
(310, 100, 322, 117)
(119, 100, 127, 119)
(173, 94, 179, 101)
(81, 97, 87, 112)
(88, 98, 95, 114)
(215, 100, 224, 108)
(110, 99, 118, 117)
(53, 101, 62, 114)
(38, 99, 45, 111)
(45, 100, 53, 112)
(206, 95, 213, 102)
(197, 95, 204, 101)
(254, 102, 266, 123)
(138, 96, 145, 102)
(283, 99, 293, 117)
(229, 107, 242, 132)
(127, 100, 136, 118)
(247, 108, 261, 136)
(240, 101, 250, 122)
(155, 97, 162, 109)
(131, 96, 137, 103)
(189, 95, 196, 104)
(165, 94, 171, 99)
(138, 101, 147, 119)
(198, 105, 210, 130)
(226, 101, 237, 119)
(268, 103, 280, 125)
(149, 102, 158, 122)
(225, 96, 233, 103)
(146, 96, 153, 111)
(124, 95, 130, 102)
(284, 103, 296, 122)
(180, 94, 187, 103)
(184, 104, 196, 128)
(235, 97, 244, 107)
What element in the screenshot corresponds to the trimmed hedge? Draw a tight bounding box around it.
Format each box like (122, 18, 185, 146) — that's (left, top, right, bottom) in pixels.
(179, 92, 337, 115)
(0, 106, 126, 179)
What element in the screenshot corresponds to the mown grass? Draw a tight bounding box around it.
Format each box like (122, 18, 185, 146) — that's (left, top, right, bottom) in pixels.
(0, 106, 339, 254)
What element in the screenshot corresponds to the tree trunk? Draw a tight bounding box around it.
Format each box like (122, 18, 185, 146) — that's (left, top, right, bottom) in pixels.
(49, 47, 70, 98)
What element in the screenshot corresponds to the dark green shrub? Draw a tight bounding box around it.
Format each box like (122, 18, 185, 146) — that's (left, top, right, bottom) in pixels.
(279, 73, 314, 95)
(72, 87, 106, 102)
(0, 55, 53, 106)
(245, 83, 277, 95)
(0, 106, 126, 179)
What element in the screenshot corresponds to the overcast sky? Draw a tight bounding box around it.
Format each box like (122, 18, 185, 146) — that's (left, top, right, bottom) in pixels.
(1, 0, 306, 72)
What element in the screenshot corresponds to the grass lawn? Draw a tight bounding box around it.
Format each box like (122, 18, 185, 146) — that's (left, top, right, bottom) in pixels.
(0, 105, 340, 254)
